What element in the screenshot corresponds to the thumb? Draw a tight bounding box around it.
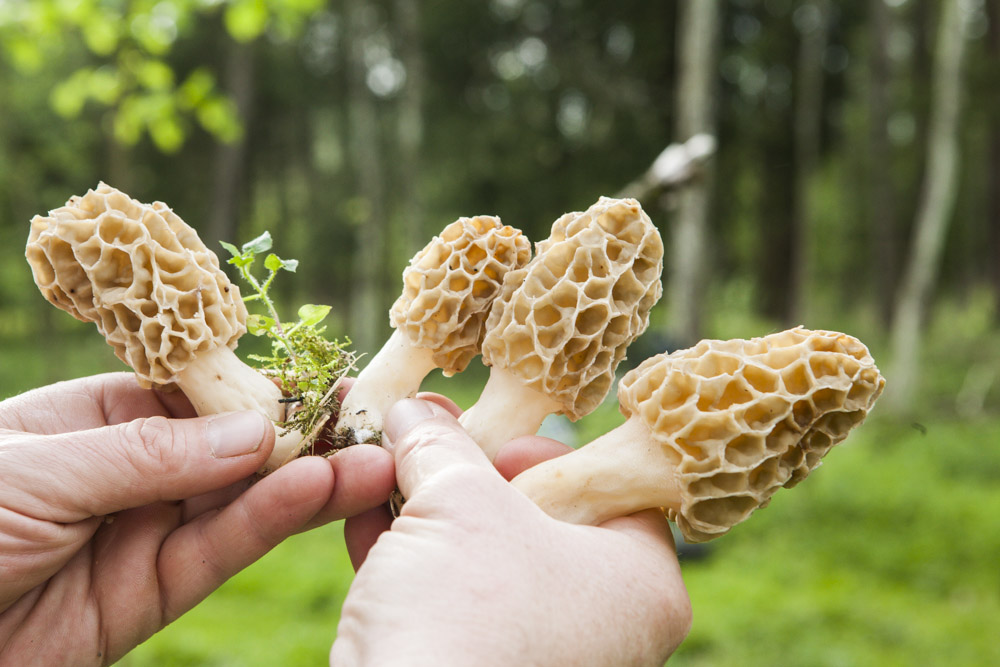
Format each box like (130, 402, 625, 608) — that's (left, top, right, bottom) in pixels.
(383, 399, 493, 500)
(12, 411, 275, 521)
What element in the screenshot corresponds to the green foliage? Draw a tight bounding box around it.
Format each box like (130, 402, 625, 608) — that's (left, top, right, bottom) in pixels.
(0, 0, 323, 153)
(221, 231, 356, 448)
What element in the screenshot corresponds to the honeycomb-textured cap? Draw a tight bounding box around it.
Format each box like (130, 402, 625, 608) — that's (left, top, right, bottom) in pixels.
(619, 327, 885, 542)
(390, 215, 531, 375)
(482, 196, 663, 420)
(25, 182, 246, 388)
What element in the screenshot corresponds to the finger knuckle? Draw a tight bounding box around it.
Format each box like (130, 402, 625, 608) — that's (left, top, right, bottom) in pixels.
(122, 416, 184, 476)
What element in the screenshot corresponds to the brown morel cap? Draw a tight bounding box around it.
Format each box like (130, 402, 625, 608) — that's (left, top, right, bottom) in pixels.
(618, 327, 885, 543)
(25, 182, 246, 388)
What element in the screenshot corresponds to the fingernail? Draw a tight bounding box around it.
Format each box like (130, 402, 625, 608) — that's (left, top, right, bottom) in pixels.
(208, 411, 268, 458)
(383, 399, 440, 453)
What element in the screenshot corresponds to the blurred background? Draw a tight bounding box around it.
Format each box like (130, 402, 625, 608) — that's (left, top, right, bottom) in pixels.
(1, 0, 999, 664)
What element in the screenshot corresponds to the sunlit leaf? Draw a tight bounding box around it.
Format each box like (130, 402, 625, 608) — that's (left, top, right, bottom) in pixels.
(298, 304, 331, 327)
(137, 59, 175, 92)
(81, 10, 120, 56)
(224, 0, 268, 43)
(149, 113, 185, 153)
(242, 231, 273, 255)
(113, 96, 144, 145)
(88, 67, 121, 105)
(265, 254, 298, 273)
(247, 313, 276, 336)
(178, 68, 216, 108)
(195, 95, 243, 143)
(219, 241, 242, 258)
(50, 70, 91, 117)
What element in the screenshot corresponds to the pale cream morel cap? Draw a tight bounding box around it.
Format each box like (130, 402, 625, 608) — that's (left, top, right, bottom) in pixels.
(619, 327, 885, 542)
(25, 182, 246, 389)
(390, 215, 531, 375)
(482, 196, 663, 420)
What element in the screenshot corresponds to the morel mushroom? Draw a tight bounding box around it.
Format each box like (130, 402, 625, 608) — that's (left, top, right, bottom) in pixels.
(25, 183, 301, 473)
(459, 196, 663, 460)
(336, 215, 531, 444)
(510, 327, 885, 542)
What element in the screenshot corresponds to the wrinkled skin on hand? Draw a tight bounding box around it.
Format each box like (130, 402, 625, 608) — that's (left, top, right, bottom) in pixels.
(0, 373, 395, 665)
(334, 399, 692, 667)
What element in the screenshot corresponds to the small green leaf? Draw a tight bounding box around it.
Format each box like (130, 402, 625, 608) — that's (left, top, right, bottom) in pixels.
(242, 231, 272, 255)
(264, 253, 298, 273)
(247, 314, 275, 335)
(298, 304, 331, 327)
(227, 254, 254, 269)
(219, 241, 241, 258)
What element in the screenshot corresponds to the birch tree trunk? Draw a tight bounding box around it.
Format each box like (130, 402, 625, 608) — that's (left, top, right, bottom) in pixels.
(346, 0, 388, 353)
(790, 0, 831, 324)
(667, 0, 721, 346)
(887, 0, 969, 413)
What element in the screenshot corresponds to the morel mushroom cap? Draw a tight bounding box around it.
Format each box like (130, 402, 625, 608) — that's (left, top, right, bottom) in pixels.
(337, 215, 531, 444)
(26, 182, 246, 389)
(460, 196, 663, 459)
(511, 327, 885, 543)
(25, 183, 302, 474)
(391, 215, 532, 375)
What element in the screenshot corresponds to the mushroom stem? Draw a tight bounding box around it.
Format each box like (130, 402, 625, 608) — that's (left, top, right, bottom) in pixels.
(458, 367, 564, 460)
(336, 329, 439, 444)
(175, 344, 284, 420)
(510, 416, 683, 525)
(174, 344, 304, 473)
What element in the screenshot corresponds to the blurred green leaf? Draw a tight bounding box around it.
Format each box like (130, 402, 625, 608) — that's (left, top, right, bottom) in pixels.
(224, 0, 268, 43)
(3, 34, 45, 71)
(137, 59, 175, 92)
(113, 94, 145, 145)
(195, 95, 243, 143)
(178, 68, 216, 109)
(80, 10, 121, 56)
(50, 70, 91, 117)
(149, 113, 185, 152)
(88, 67, 121, 104)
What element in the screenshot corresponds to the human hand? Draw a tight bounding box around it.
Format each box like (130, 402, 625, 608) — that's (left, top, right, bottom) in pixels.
(331, 399, 692, 666)
(0, 373, 394, 666)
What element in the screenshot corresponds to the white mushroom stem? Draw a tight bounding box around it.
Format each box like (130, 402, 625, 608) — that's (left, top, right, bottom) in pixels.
(174, 344, 302, 473)
(458, 367, 564, 461)
(509, 415, 682, 526)
(337, 329, 439, 444)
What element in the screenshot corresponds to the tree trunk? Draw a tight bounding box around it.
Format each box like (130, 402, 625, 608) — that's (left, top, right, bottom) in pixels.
(345, 0, 389, 353)
(666, 0, 721, 346)
(986, 0, 1000, 318)
(868, 0, 898, 326)
(887, 0, 968, 413)
(207, 38, 255, 245)
(789, 0, 831, 324)
(394, 0, 426, 263)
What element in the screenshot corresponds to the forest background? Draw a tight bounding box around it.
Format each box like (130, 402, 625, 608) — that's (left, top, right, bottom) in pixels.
(1, 0, 999, 665)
